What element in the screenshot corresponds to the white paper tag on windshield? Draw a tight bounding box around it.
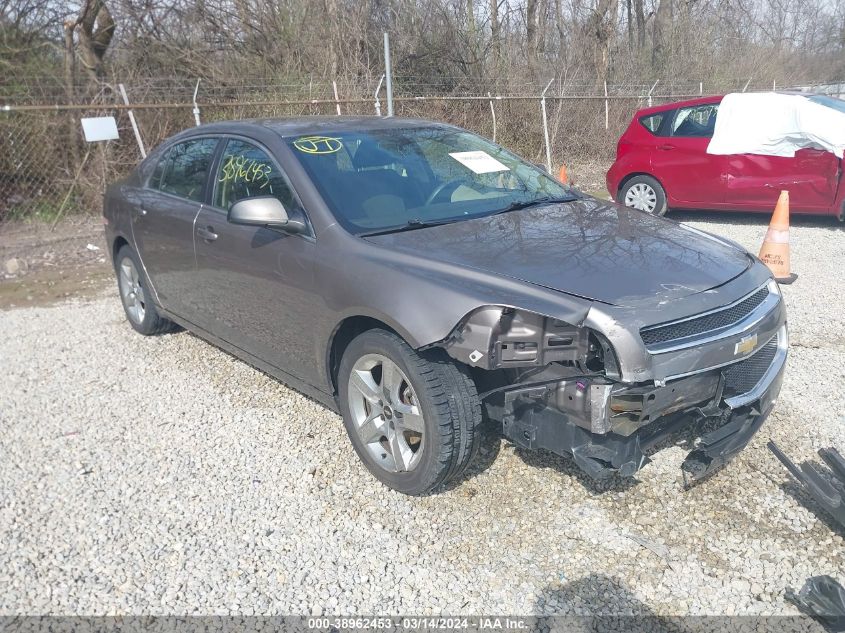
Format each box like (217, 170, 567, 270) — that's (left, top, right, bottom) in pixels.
(449, 151, 509, 174)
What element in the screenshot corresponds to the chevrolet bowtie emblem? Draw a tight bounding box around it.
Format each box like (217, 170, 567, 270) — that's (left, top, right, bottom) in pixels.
(734, 333, 758, 356)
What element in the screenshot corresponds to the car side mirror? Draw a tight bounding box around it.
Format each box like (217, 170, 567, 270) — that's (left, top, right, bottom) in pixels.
(228, 196, 306, 234)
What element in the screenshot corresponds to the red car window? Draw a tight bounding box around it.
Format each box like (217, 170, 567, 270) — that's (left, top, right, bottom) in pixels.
(671, 105, 718, 138)
(639, 113, 665, 134)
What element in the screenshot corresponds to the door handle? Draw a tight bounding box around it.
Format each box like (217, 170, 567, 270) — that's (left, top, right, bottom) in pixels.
(197, 226, 218, 241)
(658, 144, 675, 151)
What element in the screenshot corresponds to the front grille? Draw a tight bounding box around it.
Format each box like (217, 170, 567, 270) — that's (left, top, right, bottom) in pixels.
(723, 337, 779, 397)
(641, 287, 770, 347)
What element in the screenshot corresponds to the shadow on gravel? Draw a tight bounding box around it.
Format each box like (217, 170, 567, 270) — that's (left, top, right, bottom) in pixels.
(780, 479, 845, 540)
(513, 448, 640, 495)
(534, 574, 829, 632)
(671, 209, 844, 230)
(534, 574, 683, 631)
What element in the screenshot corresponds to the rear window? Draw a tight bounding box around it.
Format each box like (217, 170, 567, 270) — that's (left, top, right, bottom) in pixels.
(639, 114, 664, 134)
(807, 94, 845, 114)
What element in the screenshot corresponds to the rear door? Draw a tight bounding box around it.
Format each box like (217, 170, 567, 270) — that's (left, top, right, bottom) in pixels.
(650, 103, 725, 206)
(130, 137, 219, 317)
(723, 148, 839, 212)
(190, 137, 324, 385)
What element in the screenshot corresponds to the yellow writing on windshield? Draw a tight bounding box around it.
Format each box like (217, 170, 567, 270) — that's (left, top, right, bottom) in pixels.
(293, 136, 343, 154)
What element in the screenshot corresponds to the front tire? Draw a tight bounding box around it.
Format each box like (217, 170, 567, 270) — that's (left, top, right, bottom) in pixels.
(114, 245, 176, 335)
(338, 329, 482, 495)
(618, 175, 668, 216)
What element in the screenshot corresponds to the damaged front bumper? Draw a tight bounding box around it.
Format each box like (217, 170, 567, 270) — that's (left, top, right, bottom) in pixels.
(485, 324, 788, 481)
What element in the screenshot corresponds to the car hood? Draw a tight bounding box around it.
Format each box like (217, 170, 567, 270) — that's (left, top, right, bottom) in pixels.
(363, 197, 752, 307)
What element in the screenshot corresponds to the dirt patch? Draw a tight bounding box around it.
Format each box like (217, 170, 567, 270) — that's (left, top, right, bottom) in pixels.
(0, 263, 112, 309)
(0, 215, 112, 309)
(562, 161, 610, 199)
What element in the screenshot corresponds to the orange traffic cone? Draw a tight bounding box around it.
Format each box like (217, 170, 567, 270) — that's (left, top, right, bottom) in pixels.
(758, 190, 798, 284)
(558, 164, 569, 185)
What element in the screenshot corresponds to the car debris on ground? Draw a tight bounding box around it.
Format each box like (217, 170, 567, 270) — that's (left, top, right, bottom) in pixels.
(787, 575, 845, 632)
(768, 441, 845, 529)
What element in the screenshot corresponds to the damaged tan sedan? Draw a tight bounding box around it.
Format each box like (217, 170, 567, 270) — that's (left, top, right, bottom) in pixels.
(104, 117, 788, 494)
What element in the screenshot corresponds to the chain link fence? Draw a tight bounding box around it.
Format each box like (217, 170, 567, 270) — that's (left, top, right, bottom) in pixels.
(2, 78, 843, 223)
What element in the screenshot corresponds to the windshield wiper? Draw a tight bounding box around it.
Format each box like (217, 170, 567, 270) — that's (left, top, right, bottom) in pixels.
(359, 194, 581, 237)
(359, 218, 458, 237)
(488, 194, 580, 217)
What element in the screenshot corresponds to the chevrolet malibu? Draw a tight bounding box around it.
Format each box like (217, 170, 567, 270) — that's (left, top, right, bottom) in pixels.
(105, 117, 788, 495)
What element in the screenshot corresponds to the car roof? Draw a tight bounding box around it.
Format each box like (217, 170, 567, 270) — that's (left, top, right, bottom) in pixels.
(173, 116, 455, 140)
(636, 95, 723, 117)
(634, 90, 842, 118)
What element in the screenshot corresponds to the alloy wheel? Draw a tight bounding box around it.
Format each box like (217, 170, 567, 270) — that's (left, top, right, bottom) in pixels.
(118, 257, 146, 325)
(347, 354, 425, 472)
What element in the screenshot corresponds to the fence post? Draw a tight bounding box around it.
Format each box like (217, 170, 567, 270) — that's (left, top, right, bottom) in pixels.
(540, 78, 554, 172)
(118, 83, 146, 158)
(488, 92, 497, 142)
(373, 74, 385, 116)
(383, 33, 394, 117)
(647, 80, 659, 107)
(604, 81, 609, 131)
(192, 79, 202, 126)
(332, 80, 342, 115)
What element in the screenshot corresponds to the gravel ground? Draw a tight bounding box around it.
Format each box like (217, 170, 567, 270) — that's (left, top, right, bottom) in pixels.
(0, 212, 843, 617)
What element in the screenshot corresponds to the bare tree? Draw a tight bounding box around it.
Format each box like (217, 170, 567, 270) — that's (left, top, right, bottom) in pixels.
(652, 0, 671, 70)
(490, 0, 501, 65)
(589, 0, 620, 86)
(66, 0, 115, 82)
(526, 0, 539, 60)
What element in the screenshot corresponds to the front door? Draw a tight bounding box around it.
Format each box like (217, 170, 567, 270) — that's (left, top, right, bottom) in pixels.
(130, 137, 218, 316)
(191, 138, 324, 386)
(651, 103, 725, 206)
(723, 148, 839, 212)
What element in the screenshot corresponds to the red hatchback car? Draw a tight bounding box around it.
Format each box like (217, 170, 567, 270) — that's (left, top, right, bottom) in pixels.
(606, 95, 845, 218)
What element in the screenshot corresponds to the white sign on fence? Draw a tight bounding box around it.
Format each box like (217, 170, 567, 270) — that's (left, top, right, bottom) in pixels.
(80, 116, 119, 142)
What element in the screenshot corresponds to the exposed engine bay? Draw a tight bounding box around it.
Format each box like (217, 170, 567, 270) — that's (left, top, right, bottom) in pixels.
(437, 302, 787, 481)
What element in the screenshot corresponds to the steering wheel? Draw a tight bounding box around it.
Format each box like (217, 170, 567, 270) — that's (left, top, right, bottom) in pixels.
(424, 180, 463, 206)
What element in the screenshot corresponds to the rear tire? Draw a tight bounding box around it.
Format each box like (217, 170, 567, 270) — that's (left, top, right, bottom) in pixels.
(338, 329, 482, 495)
(618, 175, 668, 216)
(114, 244, 176, 336)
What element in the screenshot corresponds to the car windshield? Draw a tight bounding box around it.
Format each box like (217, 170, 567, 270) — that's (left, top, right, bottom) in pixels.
(286, 127, 575, 234)
(806, 94, 845, 114)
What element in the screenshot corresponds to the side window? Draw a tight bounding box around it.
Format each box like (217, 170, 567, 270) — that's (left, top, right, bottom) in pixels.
(213, 139, 301, 212)
(639, 113, 665, 135)
(671, 105, 718, 138)
(149, 147, 170, 189)
(157, 138, 218, 202)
